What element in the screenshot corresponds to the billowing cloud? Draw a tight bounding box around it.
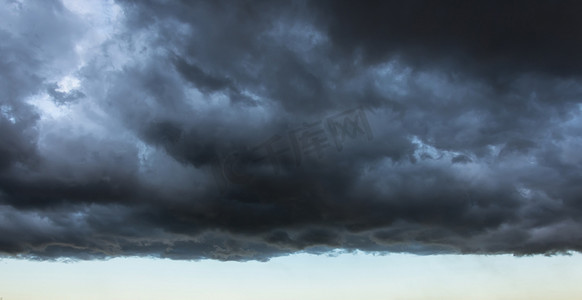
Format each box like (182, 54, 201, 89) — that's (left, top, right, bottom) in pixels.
(1, 0, 582, 261)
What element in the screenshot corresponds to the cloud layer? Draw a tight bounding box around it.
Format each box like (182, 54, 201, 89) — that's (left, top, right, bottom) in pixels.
(1, 0, 582, 260)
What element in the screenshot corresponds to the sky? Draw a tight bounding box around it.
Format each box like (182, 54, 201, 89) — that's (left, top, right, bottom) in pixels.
(2, 252, 582, 300)
(1, 0, 582, 298)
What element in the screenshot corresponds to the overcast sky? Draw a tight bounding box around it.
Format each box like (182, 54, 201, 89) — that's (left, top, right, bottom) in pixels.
(1, 0, 582, 263)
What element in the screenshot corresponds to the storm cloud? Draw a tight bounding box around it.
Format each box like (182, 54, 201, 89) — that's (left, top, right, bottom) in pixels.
(1, 0, 582, 261)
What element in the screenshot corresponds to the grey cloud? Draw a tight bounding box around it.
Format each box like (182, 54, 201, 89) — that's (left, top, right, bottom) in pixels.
(46, 83, 85, 105)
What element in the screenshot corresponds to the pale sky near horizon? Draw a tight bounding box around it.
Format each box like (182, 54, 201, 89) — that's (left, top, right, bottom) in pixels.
(2, 252, 582, 300)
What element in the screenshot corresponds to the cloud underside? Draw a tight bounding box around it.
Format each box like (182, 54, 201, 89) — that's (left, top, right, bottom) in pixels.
(1, 0, 582, 261)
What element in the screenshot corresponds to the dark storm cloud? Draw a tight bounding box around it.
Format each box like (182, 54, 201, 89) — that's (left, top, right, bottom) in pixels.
(310, 0, 582, 78)
(1, 0, 582, 261)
